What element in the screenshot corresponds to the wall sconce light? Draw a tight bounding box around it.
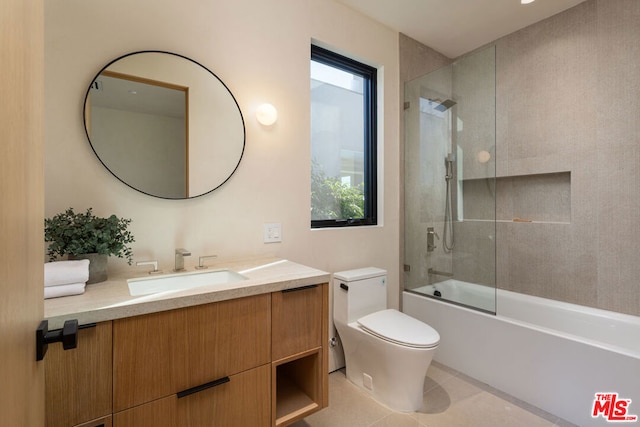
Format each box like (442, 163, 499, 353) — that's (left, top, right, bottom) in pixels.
(477, 150, 492, 163)
(256, 103, 278, 126)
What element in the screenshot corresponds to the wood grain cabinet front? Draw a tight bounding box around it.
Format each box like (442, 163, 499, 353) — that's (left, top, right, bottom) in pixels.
(112, 293, 271, 412)
(46, 280, 328, 427)
(74, 415, 112, 427)
(113, 364, 271, 427)
(271, 284, 329, 426)
(45, 322, 113, 427)
(272, 284, 323, 361)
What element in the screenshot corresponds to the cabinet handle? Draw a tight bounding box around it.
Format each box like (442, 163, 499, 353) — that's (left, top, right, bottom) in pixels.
(79, 322, 97, 330)
(340, 283, 349, 291)
(281, 284, 318, 293)
(177, 376, 230, 399)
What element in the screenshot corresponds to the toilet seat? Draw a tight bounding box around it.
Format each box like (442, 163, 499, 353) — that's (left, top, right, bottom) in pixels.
(357, 309, 440, 349)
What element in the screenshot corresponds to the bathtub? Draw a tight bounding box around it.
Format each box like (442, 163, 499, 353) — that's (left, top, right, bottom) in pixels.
(404, 280, 640, 427)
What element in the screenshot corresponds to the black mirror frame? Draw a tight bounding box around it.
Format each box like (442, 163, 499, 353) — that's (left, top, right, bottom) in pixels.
(82, 50, 246, 200)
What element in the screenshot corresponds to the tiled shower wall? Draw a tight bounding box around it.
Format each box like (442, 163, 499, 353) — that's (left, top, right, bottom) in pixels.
(401, 0, 640, 316)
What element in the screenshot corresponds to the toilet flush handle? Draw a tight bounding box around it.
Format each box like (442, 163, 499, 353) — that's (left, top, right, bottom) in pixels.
(339, 283, 349, 291)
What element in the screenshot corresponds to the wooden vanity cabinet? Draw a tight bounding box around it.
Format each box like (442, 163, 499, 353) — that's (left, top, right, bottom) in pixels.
(272, 284, 329, 426)
(45, 322, 112, 427)
(112, 293, 272, 413)
(46, 281, 328, 427)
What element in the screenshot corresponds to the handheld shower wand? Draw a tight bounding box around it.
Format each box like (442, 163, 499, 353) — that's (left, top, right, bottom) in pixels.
(443, 154, 456, 252)
(445, 153, 455, 181)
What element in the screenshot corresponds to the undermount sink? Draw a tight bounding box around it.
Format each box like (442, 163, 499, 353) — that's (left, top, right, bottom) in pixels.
(128, 269, 248, 296)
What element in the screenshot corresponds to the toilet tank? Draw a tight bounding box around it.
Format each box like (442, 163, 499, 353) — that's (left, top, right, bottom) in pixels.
(333, 267, 387, 324)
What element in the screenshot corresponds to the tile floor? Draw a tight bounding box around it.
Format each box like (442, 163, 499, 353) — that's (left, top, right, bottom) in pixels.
(291, 362, 577, 427)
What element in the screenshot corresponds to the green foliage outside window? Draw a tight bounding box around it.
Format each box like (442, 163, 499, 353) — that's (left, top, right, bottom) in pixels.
(311, 164, 364, 221)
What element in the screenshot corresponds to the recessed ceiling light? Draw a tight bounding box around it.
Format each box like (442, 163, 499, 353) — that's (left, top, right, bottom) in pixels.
(521, 0, 535, 4)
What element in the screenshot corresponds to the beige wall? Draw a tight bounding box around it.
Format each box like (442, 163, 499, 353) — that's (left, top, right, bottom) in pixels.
(496, 0, 639, 316)
(401, 0, 640, 316)
(45, 0, 401, 306)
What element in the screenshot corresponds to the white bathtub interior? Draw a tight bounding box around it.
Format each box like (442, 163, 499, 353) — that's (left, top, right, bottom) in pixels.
(404, 284, 640, 427)
(411, 279, 495, 313)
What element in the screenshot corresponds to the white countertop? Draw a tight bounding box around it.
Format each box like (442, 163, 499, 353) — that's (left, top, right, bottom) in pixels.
(44, 257, 330, 329)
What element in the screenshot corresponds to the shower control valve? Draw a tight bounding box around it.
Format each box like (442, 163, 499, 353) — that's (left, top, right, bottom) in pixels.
(427, 227, 439, 252)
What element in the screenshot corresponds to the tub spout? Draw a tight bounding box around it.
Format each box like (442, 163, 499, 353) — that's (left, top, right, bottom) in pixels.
(428, 268, 453, 277)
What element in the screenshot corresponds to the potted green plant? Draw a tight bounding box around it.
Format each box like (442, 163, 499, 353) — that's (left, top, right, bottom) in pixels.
(45, 207, 135, 284)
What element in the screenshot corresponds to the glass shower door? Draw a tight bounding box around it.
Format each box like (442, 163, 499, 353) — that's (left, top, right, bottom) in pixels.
(403, 46, 496, 313)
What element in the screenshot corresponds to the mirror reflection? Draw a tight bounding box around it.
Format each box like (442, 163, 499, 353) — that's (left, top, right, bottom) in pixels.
(84, 51, 245, 199)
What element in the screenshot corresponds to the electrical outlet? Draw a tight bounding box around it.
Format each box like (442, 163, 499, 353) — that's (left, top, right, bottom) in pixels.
(264, 223, 282, 243)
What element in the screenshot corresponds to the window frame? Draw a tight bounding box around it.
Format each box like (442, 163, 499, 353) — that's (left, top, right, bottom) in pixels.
(310, 45, 378, 228)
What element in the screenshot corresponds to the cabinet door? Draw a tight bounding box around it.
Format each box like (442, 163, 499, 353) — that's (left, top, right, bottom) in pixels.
(45, 322, 112, 427)
(113, 294, 271, 411)
(113, 364, 271, 427)
(272, 285, 323, 361)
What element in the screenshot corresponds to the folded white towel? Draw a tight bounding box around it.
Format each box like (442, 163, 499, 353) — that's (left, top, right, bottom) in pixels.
(44, 260, 90, 287)
(44, 282, 86, 299)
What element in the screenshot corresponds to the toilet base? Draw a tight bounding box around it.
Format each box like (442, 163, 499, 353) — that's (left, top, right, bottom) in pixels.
(344, 360, 432, 412)
(338, 322, 437, 412)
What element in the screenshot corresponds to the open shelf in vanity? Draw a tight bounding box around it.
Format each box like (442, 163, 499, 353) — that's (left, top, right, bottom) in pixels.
(273, 348, 322, 426)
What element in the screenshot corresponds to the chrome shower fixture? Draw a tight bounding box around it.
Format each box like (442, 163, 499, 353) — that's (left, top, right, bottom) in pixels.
(443, 153, 456, 252)
(428, 98, 457, 112)
(445, 153, 456, 181)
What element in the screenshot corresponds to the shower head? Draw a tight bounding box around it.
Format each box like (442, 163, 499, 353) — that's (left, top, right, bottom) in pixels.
(435, 99, 457, 112)
(428, 97, 457, 112)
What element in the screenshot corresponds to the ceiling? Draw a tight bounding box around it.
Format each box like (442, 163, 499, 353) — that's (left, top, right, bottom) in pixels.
(336, 0, 587, 58)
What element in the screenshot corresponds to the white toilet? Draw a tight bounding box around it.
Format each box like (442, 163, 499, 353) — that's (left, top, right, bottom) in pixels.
(333, 267, 440, 412)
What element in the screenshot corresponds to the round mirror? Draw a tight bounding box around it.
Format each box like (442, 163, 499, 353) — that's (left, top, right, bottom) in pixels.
(83, 51, 245, 199)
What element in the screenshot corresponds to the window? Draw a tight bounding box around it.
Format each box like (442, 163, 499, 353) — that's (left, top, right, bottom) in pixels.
(310, 45, 377, 228)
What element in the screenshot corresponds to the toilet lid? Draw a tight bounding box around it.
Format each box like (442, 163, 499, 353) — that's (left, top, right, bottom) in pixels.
(357, 309, 440, 348)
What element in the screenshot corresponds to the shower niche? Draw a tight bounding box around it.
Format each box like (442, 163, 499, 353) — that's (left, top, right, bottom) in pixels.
(494, 172, 571, 224)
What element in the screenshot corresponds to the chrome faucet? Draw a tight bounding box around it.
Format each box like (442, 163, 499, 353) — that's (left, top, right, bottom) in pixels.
(174, 248, 191, 272)
(136, 260, 162, 275)
(195, 255, 217, 270)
